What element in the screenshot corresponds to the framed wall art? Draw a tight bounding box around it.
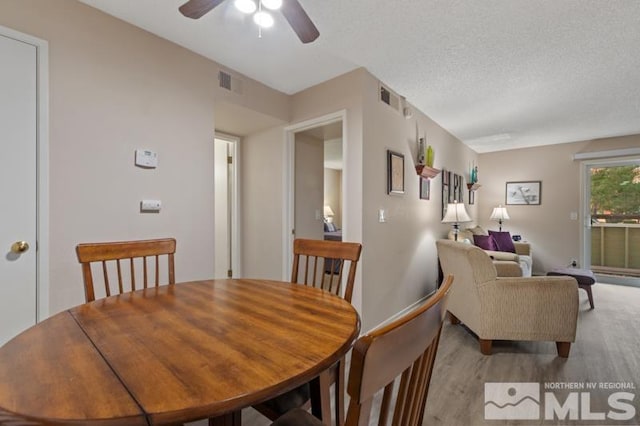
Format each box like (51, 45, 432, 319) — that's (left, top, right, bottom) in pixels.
(387, 150, 405, 195)
(419, 177, 430, 200)
(452, 173, 463, 203)
(506, 181, 541, 205)
(442, 169, 450, 218)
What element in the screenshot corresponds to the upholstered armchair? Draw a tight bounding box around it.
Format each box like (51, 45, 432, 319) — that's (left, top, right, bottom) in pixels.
(436, 240, 579, 357)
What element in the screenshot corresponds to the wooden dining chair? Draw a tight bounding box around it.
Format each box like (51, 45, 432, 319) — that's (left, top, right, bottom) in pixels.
(270, 275, 454, 426)
(75, 238, 176, 302)
(253, 238, 363, 426)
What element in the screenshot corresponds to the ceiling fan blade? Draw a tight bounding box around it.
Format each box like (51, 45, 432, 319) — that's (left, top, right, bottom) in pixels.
(179, 0, 226, 19)
(280, 0, 319, 44)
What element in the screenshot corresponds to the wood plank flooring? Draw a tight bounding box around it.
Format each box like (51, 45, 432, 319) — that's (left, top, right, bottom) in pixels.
(422, 282, 640, 425)
(194, 282, 640, 425)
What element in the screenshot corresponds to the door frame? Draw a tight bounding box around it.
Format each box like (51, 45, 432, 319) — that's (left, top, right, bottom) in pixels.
(0, 25, 50, 322)
(214, 131, 241, 278)
(282, 110, 347, 280)
(580, 155, 640, 287)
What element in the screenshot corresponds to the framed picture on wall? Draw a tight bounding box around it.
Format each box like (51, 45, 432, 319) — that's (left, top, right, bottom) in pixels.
(452, 173, 463, 203)
(442, 169, 450, 218)
(506, 181, 542, 205)
(387, 150, 405, 195)
(419, 177, 430, 200)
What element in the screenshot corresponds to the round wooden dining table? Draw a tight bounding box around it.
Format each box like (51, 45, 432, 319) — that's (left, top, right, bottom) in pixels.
(0, 279, 361, 425)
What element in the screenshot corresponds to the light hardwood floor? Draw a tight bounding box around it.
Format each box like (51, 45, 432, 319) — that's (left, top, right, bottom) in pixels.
(238, 282, 640, 425)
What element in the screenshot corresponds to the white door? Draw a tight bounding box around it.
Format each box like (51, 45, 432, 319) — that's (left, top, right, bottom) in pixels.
(0, 33, 38, 345)
(214, 138, 231, 278)
(213, 133, 240, 279)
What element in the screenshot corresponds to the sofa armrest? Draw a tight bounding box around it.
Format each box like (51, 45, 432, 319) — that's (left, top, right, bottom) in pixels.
(514, 242, 531, 256)
(477, 276, 579, 342)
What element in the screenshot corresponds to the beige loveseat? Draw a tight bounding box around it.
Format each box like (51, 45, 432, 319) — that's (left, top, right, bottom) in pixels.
(436, 240, 579, 357)
(449, 226, 532, 277)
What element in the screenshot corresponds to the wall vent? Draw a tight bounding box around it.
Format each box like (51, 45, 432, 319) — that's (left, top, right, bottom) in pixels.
(219, 71, 232, 90)
(379, 84, 401, 113)
(218, 70, 244, 95)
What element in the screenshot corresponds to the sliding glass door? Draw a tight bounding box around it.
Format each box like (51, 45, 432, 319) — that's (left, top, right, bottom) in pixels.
(583, 158, 640, 287)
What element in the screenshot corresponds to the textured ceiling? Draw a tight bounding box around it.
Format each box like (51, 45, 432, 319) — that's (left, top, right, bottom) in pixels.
(80, 0, 640, 153)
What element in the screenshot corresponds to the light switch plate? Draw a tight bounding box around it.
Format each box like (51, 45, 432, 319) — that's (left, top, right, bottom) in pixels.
(379, 209, 387, 223)
(140, 200, 161, 213)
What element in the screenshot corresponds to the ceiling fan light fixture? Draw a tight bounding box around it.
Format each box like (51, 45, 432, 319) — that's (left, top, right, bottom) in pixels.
(261, 0, 282, 10)
(234, 0, 257, 14)
(253, 10, 274, 28)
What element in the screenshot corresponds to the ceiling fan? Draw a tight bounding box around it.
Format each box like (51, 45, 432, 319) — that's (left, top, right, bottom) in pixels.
(179, 0, 320, 44)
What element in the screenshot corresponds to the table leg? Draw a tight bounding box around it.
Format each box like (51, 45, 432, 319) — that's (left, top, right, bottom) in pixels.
(310, 370, 332, 426)
(580, 285, 595, 309)
(208, 411, 241, 426)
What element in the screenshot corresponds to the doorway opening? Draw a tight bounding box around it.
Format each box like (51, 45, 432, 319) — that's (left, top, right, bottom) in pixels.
(582, 158, 640, 287)
(283, 111, 347, 280)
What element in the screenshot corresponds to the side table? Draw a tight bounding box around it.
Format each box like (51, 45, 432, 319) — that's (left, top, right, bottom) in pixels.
(547, 267, 596, 309)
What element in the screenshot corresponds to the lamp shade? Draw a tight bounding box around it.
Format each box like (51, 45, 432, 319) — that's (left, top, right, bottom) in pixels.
(490, 205, 510, 221)
(324, 205, 335, 217)
(442, 202, 472, 224)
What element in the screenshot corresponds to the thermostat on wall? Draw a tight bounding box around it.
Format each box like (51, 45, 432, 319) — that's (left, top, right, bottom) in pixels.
(135, 149, 158, 168)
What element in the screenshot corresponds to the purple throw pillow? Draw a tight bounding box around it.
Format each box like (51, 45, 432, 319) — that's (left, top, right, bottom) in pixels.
(473, 234, 497, 251)
(488, 230, 516, 253)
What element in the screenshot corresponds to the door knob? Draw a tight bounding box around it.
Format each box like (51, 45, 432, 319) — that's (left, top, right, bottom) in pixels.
(11, 241, 30, 253)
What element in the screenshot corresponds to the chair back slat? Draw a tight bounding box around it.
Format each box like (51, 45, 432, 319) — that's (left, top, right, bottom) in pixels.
(115, 259, 124, 296)
(345, 275, 453, 426)
(291, 238, 362, 302)
(76, 238, 176, 302)
(155, 256, 160, 286)
(101, 261, 110, 297)
(130, 258, 136, 291)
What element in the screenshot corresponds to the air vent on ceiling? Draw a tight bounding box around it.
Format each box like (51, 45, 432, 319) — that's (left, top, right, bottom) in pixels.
(218, 70, 244, 95)
(379, 84, 401, 113)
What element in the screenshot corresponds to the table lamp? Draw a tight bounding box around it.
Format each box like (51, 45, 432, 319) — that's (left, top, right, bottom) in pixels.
(323, 205, 335, 223)
(490, 205, 510, 231)
(442, 201, 472, 241)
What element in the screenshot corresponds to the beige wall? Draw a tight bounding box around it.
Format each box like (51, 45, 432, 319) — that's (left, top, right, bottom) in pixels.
(291, 69, 366, 310)
(243, 67, 479, 330)
(267, 68, 477, 330)
(0, 0, 288, 314)
(240, 125, 286, 280)
(478, 135, 640, 274)
(360, 73, 478, 331)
